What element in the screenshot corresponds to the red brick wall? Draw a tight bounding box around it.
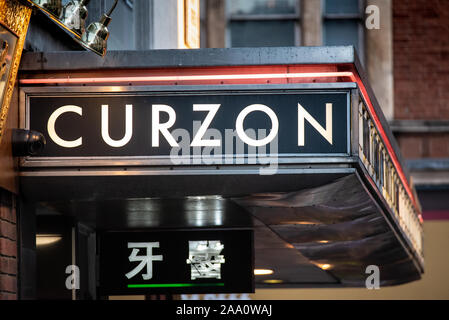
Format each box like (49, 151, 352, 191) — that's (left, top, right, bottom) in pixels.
(0, 189, 17, 300)
(393, 0, 449, 159)
(393, 0, 449, 120)
(398, 133, 449, 159)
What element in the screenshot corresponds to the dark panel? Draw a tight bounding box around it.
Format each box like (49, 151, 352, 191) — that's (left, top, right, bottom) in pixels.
(20, 171, 352, 202)
(37, 198, 253, 231)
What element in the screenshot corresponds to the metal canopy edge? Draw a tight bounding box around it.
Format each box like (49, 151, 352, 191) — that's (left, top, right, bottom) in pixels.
(19, 46, 356, 71)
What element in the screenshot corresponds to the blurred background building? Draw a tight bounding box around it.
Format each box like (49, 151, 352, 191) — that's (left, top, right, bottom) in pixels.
(198, 0, 449, 299)
(203, 0, 449, 300)
(0, 0, 447, 299)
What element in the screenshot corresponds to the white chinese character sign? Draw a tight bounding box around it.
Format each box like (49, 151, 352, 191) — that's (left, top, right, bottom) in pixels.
(98, 230, 253, 295)
(187, 240, 225, 280)
(125, 242, 163, 280)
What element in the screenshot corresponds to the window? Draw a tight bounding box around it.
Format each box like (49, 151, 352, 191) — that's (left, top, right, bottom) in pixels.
(322, 0, 365, 64)
(227, 0, 301, 47)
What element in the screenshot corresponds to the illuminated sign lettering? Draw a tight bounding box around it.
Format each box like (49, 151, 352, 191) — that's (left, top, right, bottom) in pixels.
(28, 91, 349, 158)
(187, 240, 225, 280)
(125, 242, 163, 280)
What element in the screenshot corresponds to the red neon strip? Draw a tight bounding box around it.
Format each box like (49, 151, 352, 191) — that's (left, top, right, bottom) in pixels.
(19, 72, 354, 84)
(19, 68, 421, 220)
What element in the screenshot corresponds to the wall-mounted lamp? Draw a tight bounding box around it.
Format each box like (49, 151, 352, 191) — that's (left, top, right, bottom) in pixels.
(60, 0, 90, 36)
(12, 129, 46, 157)
(32, 0, 62, 16)
(26, 0, 118, 57)
(79, 0, 118, 57)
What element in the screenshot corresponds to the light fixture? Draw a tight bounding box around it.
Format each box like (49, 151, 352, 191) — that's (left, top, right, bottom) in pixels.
(316, 263, 332, 270)
(60, 0, 90, 36)
(282, 221, 321, 225)
(27, 0, 119, 57)
(263, 279, 283, 284)
(36, 234, 62, 246)
(79, 0, 118, 57)
(186, 195, 223, 200)
(31, 0, 62, 16)
(254, 269, 274, 276)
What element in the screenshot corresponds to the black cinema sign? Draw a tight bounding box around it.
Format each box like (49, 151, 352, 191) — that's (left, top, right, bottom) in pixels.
(28, 91, 349, 159)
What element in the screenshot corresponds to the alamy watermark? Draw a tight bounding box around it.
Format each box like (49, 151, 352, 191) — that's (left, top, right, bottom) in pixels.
(365, 5, 380, 30)
(365, 265, 380, 290)
(65, 264, 80, 290)
(169, 121, 279, 175)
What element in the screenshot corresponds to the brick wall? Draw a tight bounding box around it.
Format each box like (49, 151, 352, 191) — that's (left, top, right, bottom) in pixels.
(393, 0, 449, 120)
(393, 0, 449, 159)
(397, 133, 449, 159)
(0, 189, 17, 300)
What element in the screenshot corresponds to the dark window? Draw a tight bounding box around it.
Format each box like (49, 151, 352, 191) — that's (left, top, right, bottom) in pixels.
(227, 0, 300, 47)
(229, 0, 297, 15)
(324, 0, 360, 14)
(323, 0, 365, 64)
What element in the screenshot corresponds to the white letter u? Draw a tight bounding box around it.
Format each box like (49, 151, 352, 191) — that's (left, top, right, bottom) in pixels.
(101, 104, 133, 147)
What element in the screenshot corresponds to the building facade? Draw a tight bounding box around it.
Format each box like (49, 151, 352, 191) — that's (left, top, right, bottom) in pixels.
(0, 0, 447, 300)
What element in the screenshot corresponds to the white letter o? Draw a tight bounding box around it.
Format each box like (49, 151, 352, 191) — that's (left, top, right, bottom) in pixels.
(236, 104, 279, 147)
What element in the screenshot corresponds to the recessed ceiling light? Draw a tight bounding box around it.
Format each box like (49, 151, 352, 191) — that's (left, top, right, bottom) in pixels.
(36, 234, 62, 246)
(263, 279, 283, 284)
(254, 269, 274, 276)
(316, 263, 332, 270)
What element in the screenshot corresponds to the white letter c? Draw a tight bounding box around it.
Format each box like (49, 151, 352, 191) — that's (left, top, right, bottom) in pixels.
(47, 105, 82, 148)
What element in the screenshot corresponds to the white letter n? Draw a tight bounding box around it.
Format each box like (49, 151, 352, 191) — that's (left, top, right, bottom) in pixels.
(298, 103, 333, 146)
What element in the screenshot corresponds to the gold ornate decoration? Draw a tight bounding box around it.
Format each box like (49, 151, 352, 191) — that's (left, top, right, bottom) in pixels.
(0, 0, 31, 143)
(0, 40, 9, 78)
